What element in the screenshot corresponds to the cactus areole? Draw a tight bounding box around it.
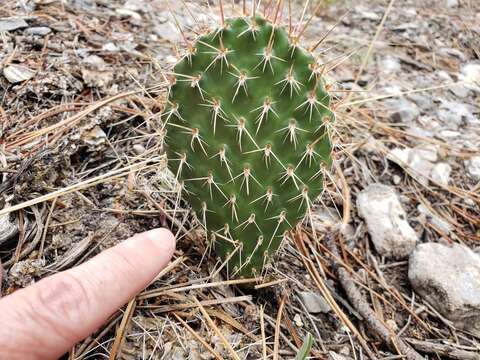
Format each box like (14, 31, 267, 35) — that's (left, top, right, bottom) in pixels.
(164, 15, 333, 278)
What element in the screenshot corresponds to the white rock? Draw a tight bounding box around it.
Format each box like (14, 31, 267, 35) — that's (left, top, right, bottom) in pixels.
(102, 42, 119, 52)
(417, 204, 452, 234)
(387, 147, 434, 185)
(0, 213, 18, 245)
(0, 17, 28, 32)
(409, 242, 480, 335)
(466, 156, 480, 180)
(357, 184, 417, 258)
(298, 291, 331, 314)
(24, 26, 51, 36)
(132, 144, 146, 155)
(431, 162, 451, 185)
(3, 64, 35, 83)
(446, 0, 459, 7)
(460, 63, 480, 93)
(380, 57, 401, 73)
(82, 126, 107, 146)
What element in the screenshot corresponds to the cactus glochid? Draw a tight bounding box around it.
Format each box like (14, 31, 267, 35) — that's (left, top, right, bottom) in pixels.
(164, 12, 333, 278)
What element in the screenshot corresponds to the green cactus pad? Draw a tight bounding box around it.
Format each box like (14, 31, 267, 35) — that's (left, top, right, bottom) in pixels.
(165, 15, 333, 278)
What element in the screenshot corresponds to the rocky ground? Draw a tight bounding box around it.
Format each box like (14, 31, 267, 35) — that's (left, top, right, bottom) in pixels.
(1, 0, 479, 359)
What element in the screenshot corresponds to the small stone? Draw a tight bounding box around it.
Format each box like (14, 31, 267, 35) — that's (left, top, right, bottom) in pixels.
(132, 144, 146, 155)
(449, 84, 471, 98)
(466, 156, 480, 180)
(0, 213, 18, 245)
(115, 8, 142, 21)
(387, 146, 435, 185)
(329, 352, 353, 360)
(387, 99, 420, 123)
(460, 63, 480, 93)
(357, 184, 417, 258)
(293, 314, 303, 327)
(24, 26, 52, 36)
(409, 242, 480, 336)
(379, 56, 401, 73)
(417, 204, 452, 234)
(3, 64, 36, 83)
(102, 42, 119, 52)
(298, 291, 331, 314)
(446, 0, 459, 7)
(436, 100, 475, 126)
(407, 94, 432, 111)
(82, 126, 107, 146)
(0, 17, 28, 32)
(311, 205, 340, 231)
(431, 162, 451, 185)
(154, 21, 183, 43)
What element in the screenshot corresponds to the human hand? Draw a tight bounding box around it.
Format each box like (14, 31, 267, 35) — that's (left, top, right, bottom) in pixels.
(0, 228, 175, 360)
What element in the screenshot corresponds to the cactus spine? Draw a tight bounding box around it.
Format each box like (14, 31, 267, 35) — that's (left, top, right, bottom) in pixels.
(164, 12, 333, 278)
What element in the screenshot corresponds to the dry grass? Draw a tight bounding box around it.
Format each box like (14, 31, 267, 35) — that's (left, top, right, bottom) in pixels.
(1, 0, 479, 359)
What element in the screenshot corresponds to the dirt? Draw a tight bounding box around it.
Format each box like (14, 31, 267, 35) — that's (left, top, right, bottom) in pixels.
(1, 0, 479, 359)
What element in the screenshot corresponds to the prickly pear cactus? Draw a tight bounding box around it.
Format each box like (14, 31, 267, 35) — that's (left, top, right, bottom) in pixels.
(164, 15, 333, 278)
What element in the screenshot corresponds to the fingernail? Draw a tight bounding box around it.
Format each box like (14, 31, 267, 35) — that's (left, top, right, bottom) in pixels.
(144, 228, 176, 252)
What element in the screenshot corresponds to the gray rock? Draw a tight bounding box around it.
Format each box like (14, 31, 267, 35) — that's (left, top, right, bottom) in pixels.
(417, 204, 452, 234)
(408, 94, 432, 111)
(431, 162, 451, 185)
(0, 17, 28, 32)
(460, 63, 480, 93)
(298, 291, 331, 313)
(446, 0, 459, 7)
(436, 100, 475, 127)
(449, 84, 471, 98)
(387, 145, 437, 185)
(409, 242, 480, 335)
(388, 99, 420, 123)
(24, 26, 52, 36)
(132, 144, 146, 155)
(466, 156, 480, 180)
(0, 213, 18, 245)
(357, 184, 418, 258)
(3, 64, 35, 83)
(379, 56, 401, 73)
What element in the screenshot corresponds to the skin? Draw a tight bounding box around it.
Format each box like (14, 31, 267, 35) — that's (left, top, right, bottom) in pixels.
(0, 228, 175, 360)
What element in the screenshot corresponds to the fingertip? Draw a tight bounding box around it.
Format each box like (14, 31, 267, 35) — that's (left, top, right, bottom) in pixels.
(142, 227, 176, 257)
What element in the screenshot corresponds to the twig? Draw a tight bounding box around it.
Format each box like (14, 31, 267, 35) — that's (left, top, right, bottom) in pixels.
(404, 338, 480, 360)
(273, 292, 287, 360)
(108, 298, 136, 360)
(327, 235, 424, 360)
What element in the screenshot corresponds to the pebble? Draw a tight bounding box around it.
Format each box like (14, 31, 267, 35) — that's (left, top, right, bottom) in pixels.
(430, 162, 451, 185)
(357, 184, 418, 258)
(132, 144, 146, 155)
(82, 126, 107, 146)
(466, 156, 480, 180)
(417, 204, 452, 234)
(388, 99, 420, 123)
(436, 100, 476, 126)
(0, 17, 28, 32)
(407, 93, 432, 111)
(380, 57, 401, 73)
(2, 64, 36, 83)
(298, 291, 331, 314)
(446, 0, 459, 7)
(408, 242, 480, 336)
(388, 146, 434, 185)
(460, 63, 480, 93)
(0, 213, 18, 245)
(448, 84, 471, 98)
(24, 26, 52, 36)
